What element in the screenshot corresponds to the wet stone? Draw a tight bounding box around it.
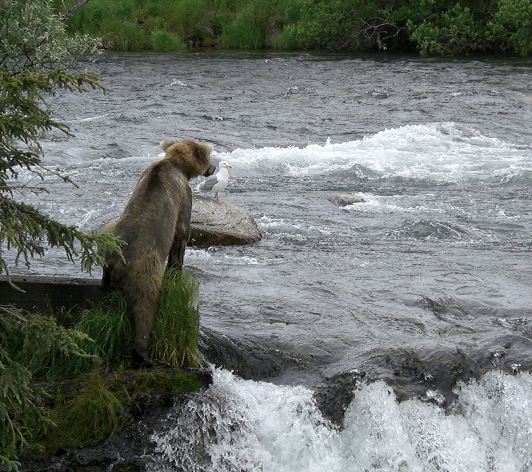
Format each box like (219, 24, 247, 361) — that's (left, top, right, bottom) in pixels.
(329, 193, 366, 207)
(190, 195, 262, 247)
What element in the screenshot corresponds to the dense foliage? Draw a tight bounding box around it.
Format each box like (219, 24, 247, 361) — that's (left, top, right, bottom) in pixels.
(0, 0, 123, 281)
(0, 270, 202, 470)
(55, 0, 531, 55)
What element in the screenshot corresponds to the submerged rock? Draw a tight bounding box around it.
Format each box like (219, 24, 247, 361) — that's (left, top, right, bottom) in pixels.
(190, 195, 262, 247)
(329, 193, 366, 207)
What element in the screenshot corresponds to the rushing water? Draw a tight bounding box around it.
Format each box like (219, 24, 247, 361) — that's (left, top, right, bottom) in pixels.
(10, 52, 532, 470)
(150, 368, 532, 472)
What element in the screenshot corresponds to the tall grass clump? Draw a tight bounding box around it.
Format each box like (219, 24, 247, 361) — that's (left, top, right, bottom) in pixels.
(150, 269, 201, 368)
(72, 291, 132, 372)
(151, 29, 185, 51)
(74, 268, 201, 370)
(221, 10, 263, 49)
(217, 0, 306, 49)
(166, 0, 215, 42)
(105, 20, 148, 51)
(44, 369, 130, 449)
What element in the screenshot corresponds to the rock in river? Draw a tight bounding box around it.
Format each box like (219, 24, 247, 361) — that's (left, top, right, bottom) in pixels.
(190, 195, 262, 247)
(329, 193, 366, 207)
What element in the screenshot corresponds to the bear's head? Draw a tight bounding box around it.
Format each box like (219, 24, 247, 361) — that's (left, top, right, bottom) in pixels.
(160, 140, 216, 180)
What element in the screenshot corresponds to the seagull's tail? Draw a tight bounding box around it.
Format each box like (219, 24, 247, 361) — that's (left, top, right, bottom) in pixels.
(194, 182, 204, 192)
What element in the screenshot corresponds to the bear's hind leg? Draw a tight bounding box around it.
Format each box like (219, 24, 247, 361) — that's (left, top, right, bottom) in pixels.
(131, 302, 158, 369)
(123, 264, 163, 369)
(166, 236, 187, 271)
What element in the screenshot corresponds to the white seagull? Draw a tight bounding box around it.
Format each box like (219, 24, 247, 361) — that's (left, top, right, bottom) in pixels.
(196, 160, 232, 204)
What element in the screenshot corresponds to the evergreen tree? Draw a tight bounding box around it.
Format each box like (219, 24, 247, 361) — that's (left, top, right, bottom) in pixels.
(0, 0, 122, 283)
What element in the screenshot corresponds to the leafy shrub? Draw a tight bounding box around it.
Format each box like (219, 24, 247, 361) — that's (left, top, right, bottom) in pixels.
(0, 348, 44, 471)
(408, 4, 484, 55)
(488, 0, 532, 55)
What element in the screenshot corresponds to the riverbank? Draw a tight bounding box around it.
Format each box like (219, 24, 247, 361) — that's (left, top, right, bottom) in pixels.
(0, 271, 206, 469)
(57, 0, 531, 56)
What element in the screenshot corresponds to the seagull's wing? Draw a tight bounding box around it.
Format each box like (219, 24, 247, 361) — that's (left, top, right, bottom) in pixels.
(198, 173, 219, 192)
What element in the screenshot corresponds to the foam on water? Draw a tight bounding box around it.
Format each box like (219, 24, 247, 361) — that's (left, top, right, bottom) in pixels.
(257, 215, 329, 241)
(219, 123, 531, 184)
(151, 369, 532, 472)
(186, 248, 261, 266)
(339, 193, 451, 215)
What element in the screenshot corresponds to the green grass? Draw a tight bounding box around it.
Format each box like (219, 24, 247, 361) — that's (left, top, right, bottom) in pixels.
(46, 369, 130, 448)
(151, 29, 185, 51)
(39, 366, 206, 453)
(54, 0, 532, 55)
(73, 290, 132, 371)
(0, 269, 206, 469)
(151, 270, 201, 368)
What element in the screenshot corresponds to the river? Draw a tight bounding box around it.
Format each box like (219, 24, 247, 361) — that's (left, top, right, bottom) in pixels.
(12, 52, 532, 471)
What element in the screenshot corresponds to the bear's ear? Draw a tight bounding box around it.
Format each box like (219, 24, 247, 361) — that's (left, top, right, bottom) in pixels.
(160, 140, 175, 152)
(199, 143, 213, 156)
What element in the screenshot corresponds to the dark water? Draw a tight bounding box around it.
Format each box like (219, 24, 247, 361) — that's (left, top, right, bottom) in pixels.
(13, 52, 532, 470)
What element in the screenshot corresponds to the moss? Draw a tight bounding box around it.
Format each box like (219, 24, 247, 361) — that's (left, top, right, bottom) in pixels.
(129, 367, 206, 395)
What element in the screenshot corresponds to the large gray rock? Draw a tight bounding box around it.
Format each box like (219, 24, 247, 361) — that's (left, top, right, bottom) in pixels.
(190, 195, 262, 247)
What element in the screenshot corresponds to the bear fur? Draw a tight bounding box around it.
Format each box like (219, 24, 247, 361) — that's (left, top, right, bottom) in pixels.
(101, 140, 216, 368)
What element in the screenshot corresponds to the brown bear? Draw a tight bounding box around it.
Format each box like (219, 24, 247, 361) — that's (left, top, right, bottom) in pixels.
(101, 139, 216, 368)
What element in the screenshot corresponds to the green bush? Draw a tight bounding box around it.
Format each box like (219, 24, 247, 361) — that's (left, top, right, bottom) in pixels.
(167, 0, 215, 41)
(104, 20, 148, 51)
(488, 0, 532, 55)
(408, 4, 484, 55)
(151, 29, 184, 51)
